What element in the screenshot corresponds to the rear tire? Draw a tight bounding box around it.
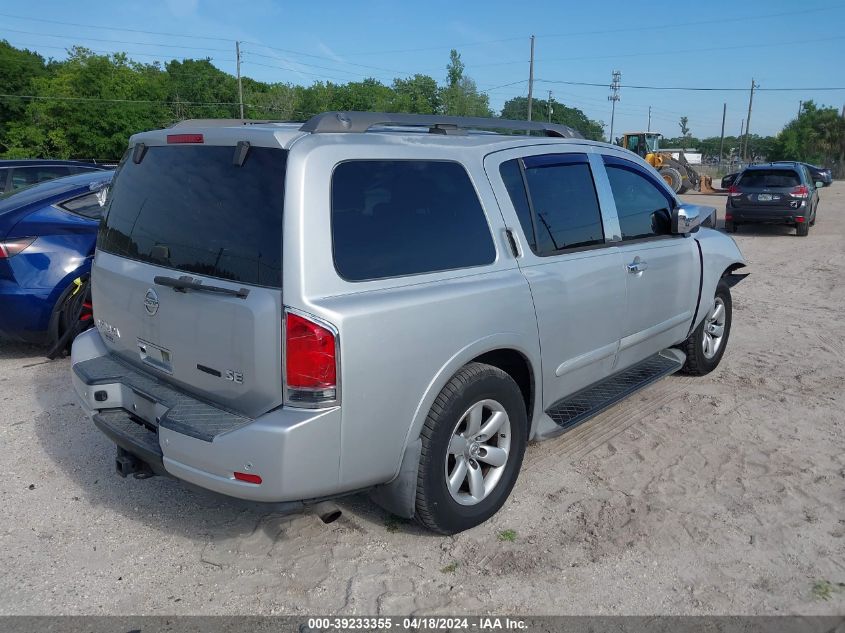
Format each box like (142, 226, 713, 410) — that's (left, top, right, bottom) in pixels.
(796, 222, 809, 237)
(680, 279, 732, 376)
(725, 220, 738, 233)
(415, 362, 527, 535)
(659, 167, 683, 193)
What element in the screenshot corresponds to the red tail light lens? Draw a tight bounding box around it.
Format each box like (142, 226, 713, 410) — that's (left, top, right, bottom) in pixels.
(167, 133, 204, 144)
(0, 237, 36, 259)
(790, 185, 809, 199)
(795, 216, 805, 223)
(233, 472, 262, 484)
(284, 310, 338, 406)
(728, 185, 742, 197)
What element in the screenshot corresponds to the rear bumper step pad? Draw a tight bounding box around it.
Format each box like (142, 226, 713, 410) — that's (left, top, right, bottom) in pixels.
(546, 352, 682, 432)
(75, 354, 251, 442)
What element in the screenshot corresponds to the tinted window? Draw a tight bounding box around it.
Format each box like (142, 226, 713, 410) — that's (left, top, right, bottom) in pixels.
(605, 163, 673, 240)
(10, 166, 71, 190)
(60, 189, 108, 220)
(331, 160, 495, 281)
(99, 145, 286, 288)
(521, 155, 604, 253)
(499, 160, 535, 250)
(737, 169, 800, 188)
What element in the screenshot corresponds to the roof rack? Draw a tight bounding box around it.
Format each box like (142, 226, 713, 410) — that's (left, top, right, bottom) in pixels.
(299, 111, 584, 139)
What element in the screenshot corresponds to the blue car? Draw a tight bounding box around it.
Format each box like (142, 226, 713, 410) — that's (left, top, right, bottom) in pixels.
(0, 170, 113, 344)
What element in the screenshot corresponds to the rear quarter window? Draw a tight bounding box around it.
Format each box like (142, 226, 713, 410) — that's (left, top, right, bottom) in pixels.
(331, 160, 496, 281)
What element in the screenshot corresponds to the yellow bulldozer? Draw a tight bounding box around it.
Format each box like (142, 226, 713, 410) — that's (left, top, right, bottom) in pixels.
(619, 132, 715, 194)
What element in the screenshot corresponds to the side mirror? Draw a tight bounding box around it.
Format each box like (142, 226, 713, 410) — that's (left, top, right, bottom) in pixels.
(671, 203, 714, 234)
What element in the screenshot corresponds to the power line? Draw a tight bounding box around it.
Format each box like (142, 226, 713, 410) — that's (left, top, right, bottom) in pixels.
(0, 40, 235, 62)
(536, 79, 845, 92)
(0, 12, 235, 41)
(0, 93, 242, 106)
(0, 28, 232, 52)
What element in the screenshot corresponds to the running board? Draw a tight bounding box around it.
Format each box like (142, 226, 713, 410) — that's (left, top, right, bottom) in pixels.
(546, 351, 683, 432)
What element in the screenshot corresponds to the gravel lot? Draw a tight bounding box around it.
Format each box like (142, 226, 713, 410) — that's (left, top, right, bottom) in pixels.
(1, 183, 844, 615)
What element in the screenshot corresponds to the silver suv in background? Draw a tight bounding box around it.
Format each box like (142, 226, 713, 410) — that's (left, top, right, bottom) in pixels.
(71, 112, 746, 534)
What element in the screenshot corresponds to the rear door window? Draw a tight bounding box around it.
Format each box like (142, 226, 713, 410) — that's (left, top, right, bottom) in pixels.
(738, 170, 801, 188)
(99, 145, 287, 288)
(331, 160, 495, 281)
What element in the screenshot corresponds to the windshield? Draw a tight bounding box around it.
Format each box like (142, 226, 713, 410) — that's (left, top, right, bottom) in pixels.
(645, 135, 660, 152)
(98, 145, 287, 288)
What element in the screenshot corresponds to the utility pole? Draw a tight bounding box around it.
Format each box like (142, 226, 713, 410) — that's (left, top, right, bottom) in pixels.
(608, 70, 621, 143)
(548, 90, 553, 123)
(798, 100, 803, 119)
(742, 78, 757, 162)
(236, 41, 244, 120)
(718, 102, 726, 168)
(647, 105, 651, 133)
(527, 35, 535, 123)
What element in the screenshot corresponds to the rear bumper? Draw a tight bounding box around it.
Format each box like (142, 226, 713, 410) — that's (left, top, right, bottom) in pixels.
(726, 201, 809, 224)
(71, 328, 342, 502)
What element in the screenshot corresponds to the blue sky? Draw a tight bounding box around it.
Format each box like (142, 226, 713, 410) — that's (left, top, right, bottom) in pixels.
(2, 0, 844, 139)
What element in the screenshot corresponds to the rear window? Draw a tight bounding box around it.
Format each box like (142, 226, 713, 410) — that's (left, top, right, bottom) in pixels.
(737, 169, 801, 188)
(331, 160, 495, 281)
(99, 145, 287, 288)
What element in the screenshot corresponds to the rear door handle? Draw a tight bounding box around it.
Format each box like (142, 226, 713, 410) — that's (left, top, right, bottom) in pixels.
(627, 259, 648, 274)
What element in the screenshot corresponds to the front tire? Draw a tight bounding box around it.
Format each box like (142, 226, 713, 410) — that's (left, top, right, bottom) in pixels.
(680, 279, 732, 376)
(415, 363, 527, 534)
(659, 167, 683, 193)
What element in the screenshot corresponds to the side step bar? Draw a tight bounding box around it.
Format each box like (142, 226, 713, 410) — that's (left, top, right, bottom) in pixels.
(546, 352, 683, 433)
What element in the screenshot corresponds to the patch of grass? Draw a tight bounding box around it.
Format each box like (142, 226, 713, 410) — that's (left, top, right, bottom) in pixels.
(498, 529, 517, 542)
(811, 580, 845, 601)
(440, 561, 459, 574)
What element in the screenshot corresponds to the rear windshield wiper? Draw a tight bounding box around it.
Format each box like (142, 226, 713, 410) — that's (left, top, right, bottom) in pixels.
(154, 275, 249, 298)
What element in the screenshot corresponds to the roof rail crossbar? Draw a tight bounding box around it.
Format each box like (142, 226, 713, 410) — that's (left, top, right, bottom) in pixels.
(299, 111, 584, 139)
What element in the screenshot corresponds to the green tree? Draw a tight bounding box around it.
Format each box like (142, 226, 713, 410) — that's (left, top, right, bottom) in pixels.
(678, 116, 690, 148)
(0, 41, 48, 153)
(391, 74, 439, 114)
(438, 50, 491, 117)
(770, 100, 844, 168)
(500, 96, 604, 141)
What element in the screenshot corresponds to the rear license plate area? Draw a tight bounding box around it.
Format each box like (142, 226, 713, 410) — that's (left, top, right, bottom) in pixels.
(757, 193, 773, 201)
(138, 338, 173, 374)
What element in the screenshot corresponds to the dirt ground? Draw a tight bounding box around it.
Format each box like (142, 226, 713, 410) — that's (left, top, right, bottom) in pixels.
(1, 184, 844, 616)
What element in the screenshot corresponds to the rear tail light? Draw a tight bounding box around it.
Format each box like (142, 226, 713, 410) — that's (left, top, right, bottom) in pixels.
(795, 216, 805, 223)
(284, 309, 339, 407)
(0, 237, 36, 259)
(166, 133, 204, 144)
(728, 185, 742, 197)
(724, 213, 733, 221)
(790, 185, 809, 199)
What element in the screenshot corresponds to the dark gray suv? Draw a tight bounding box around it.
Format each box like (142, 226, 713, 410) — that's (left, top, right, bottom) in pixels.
(725, 162, 822, 236)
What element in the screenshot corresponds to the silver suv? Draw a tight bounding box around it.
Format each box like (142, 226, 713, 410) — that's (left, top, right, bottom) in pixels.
(71, 112, 746, 534)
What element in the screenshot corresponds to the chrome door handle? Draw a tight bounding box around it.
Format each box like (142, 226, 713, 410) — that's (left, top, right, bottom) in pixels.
(627, 260, 648, 274)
